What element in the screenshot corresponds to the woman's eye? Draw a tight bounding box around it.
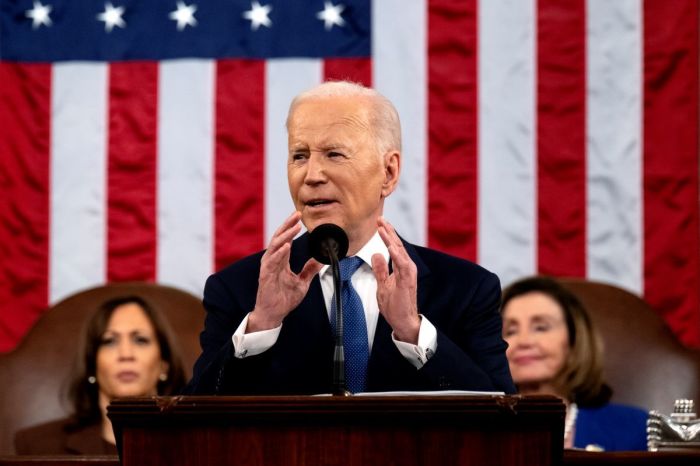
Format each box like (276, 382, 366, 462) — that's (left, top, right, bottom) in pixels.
(534, 324, 550, 332)
(133, 335, 152, 345)
(100, 337, 117, 346)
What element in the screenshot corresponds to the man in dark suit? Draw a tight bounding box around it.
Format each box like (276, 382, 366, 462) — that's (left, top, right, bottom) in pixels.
(185, 81, 514, 395)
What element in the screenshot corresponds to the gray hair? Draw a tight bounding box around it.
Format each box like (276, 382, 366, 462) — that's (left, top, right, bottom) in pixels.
(286, 80, 402, 154)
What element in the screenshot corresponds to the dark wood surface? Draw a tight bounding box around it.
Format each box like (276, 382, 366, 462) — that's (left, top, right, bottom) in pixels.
(563, 450, 700, 466)
(108, 394, 565, 466)
(0, 457, 118, 466)
(4, 451, 700, 466)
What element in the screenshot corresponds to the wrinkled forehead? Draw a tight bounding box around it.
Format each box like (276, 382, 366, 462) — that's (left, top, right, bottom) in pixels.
(289, 96, 373, 127)
(288, 98, 374, 146)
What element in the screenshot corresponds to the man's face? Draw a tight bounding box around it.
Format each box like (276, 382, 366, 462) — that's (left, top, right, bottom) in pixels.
(287, 96, 398, 251)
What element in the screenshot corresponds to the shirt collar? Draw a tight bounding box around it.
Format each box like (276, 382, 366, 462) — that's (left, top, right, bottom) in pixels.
(320, 230, 389, 276)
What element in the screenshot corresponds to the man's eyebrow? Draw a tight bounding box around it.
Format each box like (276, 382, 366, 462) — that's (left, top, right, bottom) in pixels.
(319, 143, 348, 151)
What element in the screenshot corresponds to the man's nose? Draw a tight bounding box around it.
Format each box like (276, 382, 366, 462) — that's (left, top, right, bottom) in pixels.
(304, 153, 327, 184)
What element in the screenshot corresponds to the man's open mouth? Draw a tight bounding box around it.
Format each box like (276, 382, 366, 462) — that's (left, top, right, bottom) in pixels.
(307, 199, 334, 207)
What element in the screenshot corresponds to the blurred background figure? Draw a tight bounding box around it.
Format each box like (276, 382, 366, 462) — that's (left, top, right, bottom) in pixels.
(501, 276, 647, 451)
(14, 296, 186, 455)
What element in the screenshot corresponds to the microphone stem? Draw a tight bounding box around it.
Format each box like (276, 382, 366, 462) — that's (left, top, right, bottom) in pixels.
(330, 249, 347, 395)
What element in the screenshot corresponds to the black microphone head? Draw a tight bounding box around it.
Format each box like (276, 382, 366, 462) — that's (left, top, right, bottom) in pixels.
(308, 223, 349, 264)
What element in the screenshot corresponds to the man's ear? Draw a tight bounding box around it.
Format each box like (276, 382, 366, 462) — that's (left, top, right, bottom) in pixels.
(381, 151, 401, 198)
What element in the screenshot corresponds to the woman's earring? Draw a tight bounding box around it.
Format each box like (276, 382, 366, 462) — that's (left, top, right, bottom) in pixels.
(159, 373, 168, 382)
(87, 376, 96, 384)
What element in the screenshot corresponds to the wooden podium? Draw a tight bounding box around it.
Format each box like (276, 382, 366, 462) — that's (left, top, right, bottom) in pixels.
(108, 395, 564, 466)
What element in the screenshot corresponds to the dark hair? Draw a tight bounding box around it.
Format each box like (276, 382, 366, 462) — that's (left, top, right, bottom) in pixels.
(501, 276, 612, 407)
(66, 296, 186, 426)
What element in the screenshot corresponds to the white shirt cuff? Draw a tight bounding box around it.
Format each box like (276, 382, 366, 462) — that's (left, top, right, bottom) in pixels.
(392, 315, 438, 369)
(231, 313, 282, 358)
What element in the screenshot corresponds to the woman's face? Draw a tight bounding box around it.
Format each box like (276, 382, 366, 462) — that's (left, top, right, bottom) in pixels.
(502, 292, 570, 391)
(96, 303, 167, 400)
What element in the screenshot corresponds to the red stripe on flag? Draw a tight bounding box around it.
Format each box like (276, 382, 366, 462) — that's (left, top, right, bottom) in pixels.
(643, 0, 700, 348)
(536, 0, 587, 277)
(324, 58, 372, 87)
(0, 63, 51, 352)
(427, 0, 478, 260)
(214, 60, 266, 271)
(106, 63, 158, 282)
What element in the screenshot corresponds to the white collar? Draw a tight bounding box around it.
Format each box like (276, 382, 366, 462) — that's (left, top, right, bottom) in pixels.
(320, 231, 389, 276)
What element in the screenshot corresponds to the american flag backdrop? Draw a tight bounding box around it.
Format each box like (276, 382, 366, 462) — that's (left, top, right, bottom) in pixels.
(1, 0, 699, 352)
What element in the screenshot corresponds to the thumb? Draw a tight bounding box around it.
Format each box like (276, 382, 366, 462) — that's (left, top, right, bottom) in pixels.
(299, 258, 324, 283)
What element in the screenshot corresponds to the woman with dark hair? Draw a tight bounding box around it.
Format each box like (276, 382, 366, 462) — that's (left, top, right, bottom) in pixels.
(15, 296, 186, 455)
(501, 276, 647, 451)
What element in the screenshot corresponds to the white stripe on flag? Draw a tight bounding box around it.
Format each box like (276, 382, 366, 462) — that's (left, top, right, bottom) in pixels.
(264, 59, 322, 242)
(157, 60, 215, 296)
(478, 0, 537, 287)
(50, 63, 108, 303)
(586, 0, 643, 294)
(373, 0, 427, 246)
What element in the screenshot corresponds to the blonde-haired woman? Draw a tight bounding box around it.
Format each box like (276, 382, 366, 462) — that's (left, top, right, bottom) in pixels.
(501, 276, 647, 451)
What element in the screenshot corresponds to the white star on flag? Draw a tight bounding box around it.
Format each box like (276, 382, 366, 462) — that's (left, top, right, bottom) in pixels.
(242, 1, 272, 31)
(316, 1, 345, 31)
(25, 1, 52, 29)
(96, 2, 126, 33)
(169, 1, 198, 31)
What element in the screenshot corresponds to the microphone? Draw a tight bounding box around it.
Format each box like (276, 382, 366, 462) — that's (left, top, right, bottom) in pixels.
(308, 223, 348, 265)
(308, 224, 349, 395)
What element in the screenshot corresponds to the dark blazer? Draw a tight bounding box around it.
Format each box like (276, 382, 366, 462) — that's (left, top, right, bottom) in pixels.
(14, 418, 117, 455)
(184, 233, 515, 395)
(575, 403, 649, 451)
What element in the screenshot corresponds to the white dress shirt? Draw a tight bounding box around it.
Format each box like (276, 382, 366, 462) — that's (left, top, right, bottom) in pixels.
(231, 231, 437, 369)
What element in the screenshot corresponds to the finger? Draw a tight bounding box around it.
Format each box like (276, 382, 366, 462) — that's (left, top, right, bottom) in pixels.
(377, 219, 417, 284)
(377, 217, 403, 249)
(371, 253, 389, 283)
(266, 214, 302, 253)
(261, 241, 292, 272)
(272, 211, 302, 238)
(377, 219, 408, 264)
(298, 258, 324, 283)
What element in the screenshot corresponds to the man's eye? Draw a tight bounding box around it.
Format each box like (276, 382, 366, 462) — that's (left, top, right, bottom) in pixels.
(328, 151, 343, 158)
(292, 153, 307, 161)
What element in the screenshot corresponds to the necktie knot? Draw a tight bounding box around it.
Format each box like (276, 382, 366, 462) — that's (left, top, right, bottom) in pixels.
(339, 256, 364, 282)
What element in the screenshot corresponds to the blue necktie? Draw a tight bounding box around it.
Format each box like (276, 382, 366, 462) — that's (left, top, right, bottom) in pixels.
(330, 256, 369, 393)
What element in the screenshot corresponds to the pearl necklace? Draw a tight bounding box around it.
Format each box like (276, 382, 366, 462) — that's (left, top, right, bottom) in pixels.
(564, 403, 578, 440)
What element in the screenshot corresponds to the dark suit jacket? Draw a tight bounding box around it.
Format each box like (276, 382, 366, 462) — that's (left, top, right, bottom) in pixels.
(184, 233, 515, 395)
(14, 418, 117, 455)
